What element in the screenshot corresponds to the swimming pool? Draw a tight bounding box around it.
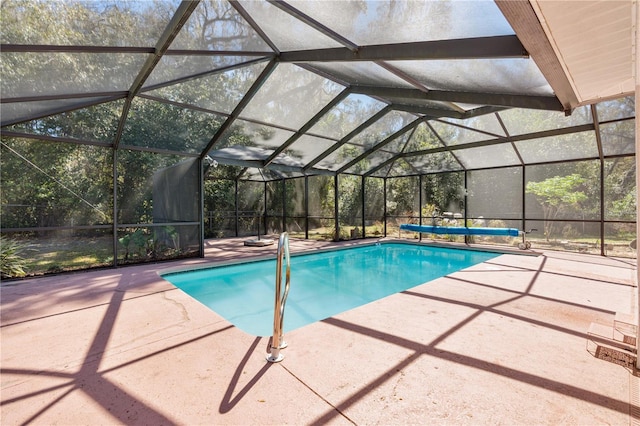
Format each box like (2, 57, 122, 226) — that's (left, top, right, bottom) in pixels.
(162, 243, 499, 336)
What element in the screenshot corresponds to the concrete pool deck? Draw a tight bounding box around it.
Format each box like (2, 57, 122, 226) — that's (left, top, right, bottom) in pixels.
(1, 237, 638, 425)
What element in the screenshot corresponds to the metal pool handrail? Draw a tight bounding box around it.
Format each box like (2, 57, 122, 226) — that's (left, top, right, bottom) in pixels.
(266, 232, 290, 363)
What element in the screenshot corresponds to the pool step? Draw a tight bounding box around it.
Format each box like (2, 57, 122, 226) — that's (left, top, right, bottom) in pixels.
(587, 322, 636, 352)
(614, 312, 637, 346)
(587, 321, 637, 368)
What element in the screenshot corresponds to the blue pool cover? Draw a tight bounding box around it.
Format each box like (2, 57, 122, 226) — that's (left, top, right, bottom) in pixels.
(400, 224, 520, 237)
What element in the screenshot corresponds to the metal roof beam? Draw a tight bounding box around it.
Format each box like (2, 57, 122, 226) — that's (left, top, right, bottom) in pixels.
(495, 112, 525, 166)
(1, 96, 125, 128)
(302, 106, 392, 171)
(206, 156, 337, 177)
(395, 104, 506, 121)
(364, 121, 597, 176)
(199, 59, 279, 159)
(263, 88, 352, 167)
(230, 0, 281, 54)
(137, 94, 230, 117)
(390, 104, 464, 119)
(1, 92, 128, 104)
(462, 106, 507, 119)
(1, 44, 155, 53)
(426, 121, 465, 169)
(335, 117, 426, 174)
(351, 85, 564, 111)
(113, 0, 199, 149)
(363, 120, 428, 178)
(267, 0, 359, 50)
(363, 152, 402, 178)
(127, 1, 199, 101)
(374, 61, 466, 114)
(404, 122, 596, 158)
(591, 105, 604, 160)
(279, 35, 528, 62)
(140, 56, 272, 93)
(2, 44, 273, 57)
(0, 131, 112, 147)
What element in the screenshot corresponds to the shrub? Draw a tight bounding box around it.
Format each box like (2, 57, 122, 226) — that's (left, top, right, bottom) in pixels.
(1, 237, 27, 278)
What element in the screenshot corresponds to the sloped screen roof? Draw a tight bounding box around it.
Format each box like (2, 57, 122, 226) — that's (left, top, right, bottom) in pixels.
(1, 0, 634, 182)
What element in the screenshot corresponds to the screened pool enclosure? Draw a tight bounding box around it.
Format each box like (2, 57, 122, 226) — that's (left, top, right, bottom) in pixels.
(1, 0, 636, 276)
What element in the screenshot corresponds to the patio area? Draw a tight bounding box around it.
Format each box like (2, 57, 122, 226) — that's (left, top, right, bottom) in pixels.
(1, 238, 638, 425)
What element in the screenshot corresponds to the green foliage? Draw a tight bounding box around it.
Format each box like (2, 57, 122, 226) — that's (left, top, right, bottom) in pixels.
(334, 227, 352, 242)
(423, 172, 464, 214)
(365, 222, 384, 236)
(118, 229, 150, 261)
(604, 157, 636, 220)
(611, 192, 636, 218)
(1, 139, 112, 228)
(308, 175, 335, 218)
(1, 0, 267, 244)
(526, 174, 588, 240)
(118, 226, 183, 262)
(338, 175, 362, 226)
(0, 237, 27, 278)
(204, 172, 237, 238)
(122, 98, 224, 153)
(364, 177, 384, 220)
(526, 174, 587, 207)
(1, 0, 166, 46)
(387, 177, 418, 216)
(422, 204, 439, 221)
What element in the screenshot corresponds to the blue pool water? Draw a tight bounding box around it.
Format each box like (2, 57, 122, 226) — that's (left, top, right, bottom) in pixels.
(162, 243, 499, 336)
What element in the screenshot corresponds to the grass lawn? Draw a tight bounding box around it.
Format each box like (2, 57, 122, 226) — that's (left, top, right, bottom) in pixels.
(21, 235, 113, 275)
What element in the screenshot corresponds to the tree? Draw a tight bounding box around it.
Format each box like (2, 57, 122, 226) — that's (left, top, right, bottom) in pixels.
(338, 175, 362, 228)
(604, 156, 636, 221)
(526, 174, 588, 241)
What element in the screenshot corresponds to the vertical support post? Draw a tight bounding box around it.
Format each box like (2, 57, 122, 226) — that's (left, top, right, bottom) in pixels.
(383, 177, 387, 237)
(418, 174, 423, 242)
(361, 176, 366, 239)
(522, 165, 526, 233)
(592, 102, 606, 256)
(305, 175, 309, 240)
(234, 179, 239, 237)
(263, 181, 268, 238)
(198, 158, 205, 257)
(464, 171, 469, 244)
(334, 175, 339, 241)
(112, 148, 118, 267)
(600, 158, 605, 256)
(282, 178, 286, 233)
(464, 171, 468, 225)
